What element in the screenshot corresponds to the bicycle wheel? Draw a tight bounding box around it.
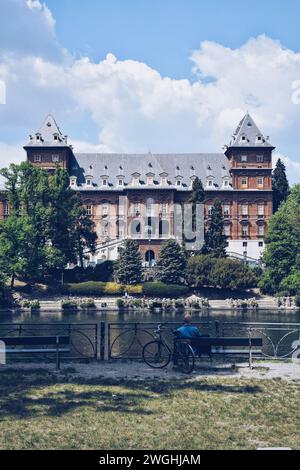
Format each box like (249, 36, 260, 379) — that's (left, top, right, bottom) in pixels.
(142, 340, 172, 369)
(177, 343, 195, 374)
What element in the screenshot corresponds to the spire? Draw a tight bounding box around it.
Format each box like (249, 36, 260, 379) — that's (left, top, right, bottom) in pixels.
(229, 113, 273, 148)
(25, 114, 69, 147)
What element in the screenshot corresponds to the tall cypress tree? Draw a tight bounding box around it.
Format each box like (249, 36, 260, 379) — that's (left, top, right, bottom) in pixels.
(155, 239, 187, 284)
(203, 198, 227, 258)
(272, 158, 289, 212)
(115, 239, 143, 285)
(189, 177, 205, 230)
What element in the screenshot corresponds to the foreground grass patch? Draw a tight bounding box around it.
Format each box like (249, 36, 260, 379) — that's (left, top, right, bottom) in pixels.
(0, 369, 299, 450)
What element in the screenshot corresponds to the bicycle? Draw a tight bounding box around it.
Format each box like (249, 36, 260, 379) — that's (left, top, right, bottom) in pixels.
(142, 323, 195, 374)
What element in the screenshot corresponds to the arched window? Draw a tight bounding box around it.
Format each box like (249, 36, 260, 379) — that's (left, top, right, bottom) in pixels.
(145, 250, 155, 267)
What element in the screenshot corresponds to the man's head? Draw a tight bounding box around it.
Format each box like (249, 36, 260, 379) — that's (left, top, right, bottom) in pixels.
(183, 314, 192, 324)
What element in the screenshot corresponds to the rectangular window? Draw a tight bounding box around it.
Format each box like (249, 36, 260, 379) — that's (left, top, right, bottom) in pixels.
(208, 205, 213, 216)
(102, 205, 108, 216)
(161, 203, 168, 214)
(257, 177, 264, 187)
(258, 225, 264, 237)
(34, 155, 41, 163)
(102, 179, 108, 186)
(86, 179, 92, 186)
(118, 179, 123, 187)
(242, 226, 248, 238)
(243, 241, 248, 247)
(85, 205, 92, 216)
(257, 155, 264, 163)
(241, 155, 248, 163)
(241, 177, 248, 187)
(223, 205, 230, 216)
(241, 205, 248, 216)
(52, 155, 60, 163)
(259, 241, 264, 247)
(3, 203, 9, 216)
(258, 204, 264, 216)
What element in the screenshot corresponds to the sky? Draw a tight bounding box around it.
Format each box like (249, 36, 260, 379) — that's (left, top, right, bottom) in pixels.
(1, 0, 300, 182)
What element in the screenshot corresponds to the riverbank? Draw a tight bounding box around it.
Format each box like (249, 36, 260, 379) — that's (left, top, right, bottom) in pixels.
(0, 362, 299, 450)
(1, 296, 298, 312)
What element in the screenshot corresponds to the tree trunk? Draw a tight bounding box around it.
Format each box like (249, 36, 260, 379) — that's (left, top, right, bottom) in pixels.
(10, 273, 15, 289)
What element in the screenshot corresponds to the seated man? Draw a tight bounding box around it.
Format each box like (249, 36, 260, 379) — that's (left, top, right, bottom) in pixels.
(176, 314, 201, 339)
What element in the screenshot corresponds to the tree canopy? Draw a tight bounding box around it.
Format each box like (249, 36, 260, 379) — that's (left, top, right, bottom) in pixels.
(0, 162, 96, 285)
(155, 239, 187, 284)
(272, 158, 289, 212)
(115, 239, 143, 285)
(202, 198, 227, 258)
(259, 185, 300, 295)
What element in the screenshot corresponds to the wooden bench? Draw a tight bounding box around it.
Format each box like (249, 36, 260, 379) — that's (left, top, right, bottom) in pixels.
(190, 336, 263, 368)
(0, 336, 70, 371)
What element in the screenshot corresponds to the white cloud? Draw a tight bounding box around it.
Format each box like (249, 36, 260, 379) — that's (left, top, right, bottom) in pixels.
(0, 3, 300, 184)
(0, 142, 25, 169)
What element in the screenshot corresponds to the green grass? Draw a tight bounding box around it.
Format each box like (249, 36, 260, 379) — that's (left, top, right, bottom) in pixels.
(0, 369, 299, 450)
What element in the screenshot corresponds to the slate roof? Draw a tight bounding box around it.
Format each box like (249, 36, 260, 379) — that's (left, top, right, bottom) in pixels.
(229, 113, 273, 148)
(70, 152, 232, 191)
(24, 114, 69, 148)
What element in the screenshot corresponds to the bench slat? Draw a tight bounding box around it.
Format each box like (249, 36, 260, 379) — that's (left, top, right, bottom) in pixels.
(5, 348, 70, 354)
(191, 337, 263, 347)
(0, 336, 70, 346)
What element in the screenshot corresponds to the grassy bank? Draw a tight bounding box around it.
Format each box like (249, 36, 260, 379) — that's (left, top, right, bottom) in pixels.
(0, 368, 298, 450)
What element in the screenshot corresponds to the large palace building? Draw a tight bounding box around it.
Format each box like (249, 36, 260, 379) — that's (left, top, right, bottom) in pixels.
(0, 113, 274, 265)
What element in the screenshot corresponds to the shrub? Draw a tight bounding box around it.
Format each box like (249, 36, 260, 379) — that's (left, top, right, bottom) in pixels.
(21, 299, 40, 310)
(103, 282, 124, 295)
(125, 284, 143, 295)
(61, 300, 78, 309)
(295, 295, 300, 308)
(64, 282, 105, 296)
(142, 282, 189, 298)
(116, 298, 125, 309)
(80, 299, 96, 309)
(279, 271, 300, 296)
(63, 261, 115, 283)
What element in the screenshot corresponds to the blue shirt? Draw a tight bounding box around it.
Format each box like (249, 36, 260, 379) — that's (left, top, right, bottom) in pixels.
(176, 325, 201, 339)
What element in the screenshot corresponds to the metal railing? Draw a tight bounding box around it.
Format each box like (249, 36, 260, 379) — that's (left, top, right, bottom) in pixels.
(107, 320, 300, 360)
(0, 322, 105, 360)
(1, 320, 299, 362)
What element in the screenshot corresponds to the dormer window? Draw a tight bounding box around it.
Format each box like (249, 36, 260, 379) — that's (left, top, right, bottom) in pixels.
(146, 173, 154, 186)
(206, 177, 214, 188)
(222, 178, 230, 188)
(85, 177, 93, 187)
(159, 173, 168, 186)
(70, 176, 77, 187)
(256, 135, 263, 143)
(175, 176, 183, 188)
(118, 179, 124, 187)
(102, 179, 108, 187)
(131, 173, 140, 186)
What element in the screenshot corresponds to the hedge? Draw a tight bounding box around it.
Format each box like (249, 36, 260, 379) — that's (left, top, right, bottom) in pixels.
(142, 282, 190, 298)
(64, 281, 189, 298)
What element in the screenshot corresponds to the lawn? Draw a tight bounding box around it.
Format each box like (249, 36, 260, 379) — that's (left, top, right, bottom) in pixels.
(0, 368, 299, 450)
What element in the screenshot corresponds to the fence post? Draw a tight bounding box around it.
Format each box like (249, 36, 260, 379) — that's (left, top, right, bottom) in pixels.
(248, 328, 253, 369)
(107, 323, 111, 360)
(100, 322, 105, 361)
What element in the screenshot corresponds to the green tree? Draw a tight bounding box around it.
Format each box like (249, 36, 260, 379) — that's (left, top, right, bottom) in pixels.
(115, 239, 143, 285)
(203, 198, 227, 257)
(259, 185, 300, 294)
(155, 240, 186, 284)
(0, 162, 96, 284)
(186, 255, 257, 290)
(0, 271, 8, 306)
(272, 158, 289, 212)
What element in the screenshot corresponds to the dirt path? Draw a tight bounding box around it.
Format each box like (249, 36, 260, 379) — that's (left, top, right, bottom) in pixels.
(2, 360, 300, 381)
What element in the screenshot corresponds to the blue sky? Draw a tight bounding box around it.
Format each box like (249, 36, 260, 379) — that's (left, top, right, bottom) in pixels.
(47, 0, 300, 79)
(1, 0, 300, 182)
